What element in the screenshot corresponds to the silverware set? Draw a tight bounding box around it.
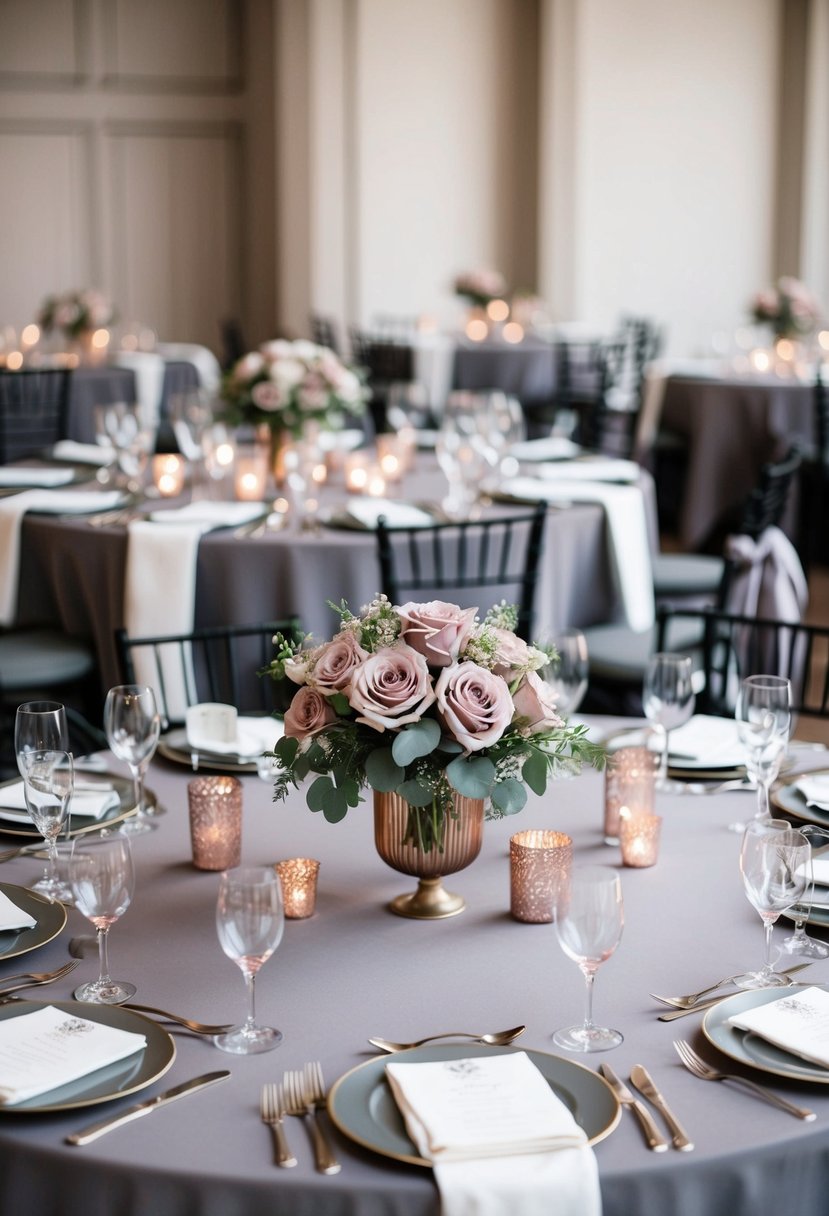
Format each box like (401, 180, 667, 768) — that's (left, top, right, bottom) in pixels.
(262, 1061, 340, 1173)
(673, 1039, 816, 1121)
(600, 1063, 692, 1151)
(652, 963, 813, 1021)
(0, 958, 79, 999)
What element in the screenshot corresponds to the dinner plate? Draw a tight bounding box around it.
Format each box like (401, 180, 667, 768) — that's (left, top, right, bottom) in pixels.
(0, 462, 102, 495)
(327, 1043, 621, 1166)
(0, 999, 176, 1112)
(703, 987, 829, 1084)
(0, 774, 141, 839)
(771, 770, 829, 829)
(0, 883, 66, 962)
(157, 727, 261, 773)
(599, 725, 746, 780)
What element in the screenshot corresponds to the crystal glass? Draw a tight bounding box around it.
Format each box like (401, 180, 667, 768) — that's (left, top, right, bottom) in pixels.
(104, 685, 161, 835)
(20, 749, 73, 901)
(779, 824, 829, 959)
(732, 675, 792, 832)
(553, 865, 624, 1052)
(96, 402, 155, 493)
(14, 701, 68, 768)
(170, 389, 214, 498)
(436, 393, 491, 518)
(642, 653, 695, 788)
(539, 630, 589, 716)
(214, 866, 284, 1054)
(71, 833, 136, 1004)
(736, 818, 809, 989)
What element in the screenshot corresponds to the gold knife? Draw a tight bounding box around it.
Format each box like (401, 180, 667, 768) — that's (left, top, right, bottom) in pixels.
(65, 1071, 230, 1146)
(629, 1064, 694, 1151)
(598, 1063, 668, 1151)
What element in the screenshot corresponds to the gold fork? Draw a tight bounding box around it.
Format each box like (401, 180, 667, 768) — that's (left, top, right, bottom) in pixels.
(0, 959, 79, 996)
(283, 1067, 341, 1174)
(260, 1082, 297, 1167)
(673, 1039, 816, 1120)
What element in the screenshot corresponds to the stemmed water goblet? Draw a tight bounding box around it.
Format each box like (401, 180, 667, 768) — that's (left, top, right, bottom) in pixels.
(70, 833, 136, 1004)
(539, 630, 589, 716)
(735, 818, 810, 989)
(214, 866, 284, 1055)
(553, 865, 624, 1052)
(104, 685, 161, 834)
(436, 394, 490, 519)
(19, 749, 74, 902)
(642, 653, 695, 788)
(779, 824, 829, 960)
(14, 700, 68, 765)
(730, 675, 792, 833)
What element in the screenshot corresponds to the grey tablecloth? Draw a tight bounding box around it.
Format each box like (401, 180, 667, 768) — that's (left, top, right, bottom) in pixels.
(66, 363, 202, 445)
(452, 335, 558, 408)
(0, 725, 827, 1215)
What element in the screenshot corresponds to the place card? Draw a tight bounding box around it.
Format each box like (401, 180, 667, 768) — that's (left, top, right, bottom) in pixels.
(727, 987, 829, 1070)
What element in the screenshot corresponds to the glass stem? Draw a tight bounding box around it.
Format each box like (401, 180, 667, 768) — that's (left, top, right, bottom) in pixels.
(756, 779, 770, 821)
(130, 765, 143, 818)
(97, 926, 112, 986)
(658, 726, 669, 784)
(45, 837, 59, 885)
(243, 969, 257, 1032)
(583, 968, 597, 1030)
(762, 917, 776, 974)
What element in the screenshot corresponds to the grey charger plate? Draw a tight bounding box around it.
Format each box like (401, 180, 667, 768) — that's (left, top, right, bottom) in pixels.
(703, 987, 829, 1084)
(0, 883, 66, 962)
(0, 774, 139, 839)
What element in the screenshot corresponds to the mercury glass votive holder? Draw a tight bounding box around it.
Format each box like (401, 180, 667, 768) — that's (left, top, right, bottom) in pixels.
(509, 830, 573, 923)
(604, 746, 657, 845)
(275, 858, 320, 918)
(187, 776, 243, 871)
(620, 813, 663, 868)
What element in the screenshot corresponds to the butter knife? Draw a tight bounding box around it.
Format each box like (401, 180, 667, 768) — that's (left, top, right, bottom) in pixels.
(629, 1064, 694, 1151)
(598, 1063, 668, 1151)
(65, 1071, 230, 1146)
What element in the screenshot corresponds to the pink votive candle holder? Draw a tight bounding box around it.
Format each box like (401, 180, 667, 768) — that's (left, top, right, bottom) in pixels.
(187, 776, 243, 871)
(620, 812, 662, 868)
(275, 858, 320, 918)
(509, 829, 573, 923)
(604, 746, 656, 845)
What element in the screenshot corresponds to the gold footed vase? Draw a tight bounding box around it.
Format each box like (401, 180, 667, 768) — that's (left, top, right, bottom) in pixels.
(373, 791, 484, 920)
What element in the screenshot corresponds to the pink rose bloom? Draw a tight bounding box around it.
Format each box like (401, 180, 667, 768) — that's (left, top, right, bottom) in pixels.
(512, 670, 565, 733)
(284, 686, 337, 740)
(348, 644, 436, 732)
(309, 632, 368, 694)
(234, 351, 265, 382)
(490, 628, 538, 679)
(283, 647, 319, 685)
(398, 601, 477, 668)
(435, 661, 514, 752)
(252, 380, 285, 411)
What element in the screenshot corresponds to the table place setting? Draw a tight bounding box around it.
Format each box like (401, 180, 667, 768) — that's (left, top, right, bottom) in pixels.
(0, 779, 119, 824)
(0, 466, 76, 488)
(0, 887, 36, 931)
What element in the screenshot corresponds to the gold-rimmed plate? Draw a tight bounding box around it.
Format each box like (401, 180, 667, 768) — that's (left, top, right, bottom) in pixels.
(0, 775, 141, 839)
(703, 988, 829, 1084)
(0, 883, 66, 962)
(599, 724, 747, 780)
(771, 770, 829, 829)
(157, 728, 260, 774)
(0, 999, 176, 1112)
(327, 1043, 620, 1166)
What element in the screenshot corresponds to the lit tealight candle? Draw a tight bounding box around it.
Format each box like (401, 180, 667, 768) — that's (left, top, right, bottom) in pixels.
(376, 434, 404, 483)
(486, 299, 510, 323)
(366, 466, 387, 496)
(20, 324, 40, 350)
(749, 348, 771, 373)
(619, 810, 662, 868)
(152, 453, 186, 497)
(465, 318, 489, 342)
(234, 452, 267, 501)
(275, 858, 320, 918)
(344, 451, 370, 493)
(503, 321, 524, 344)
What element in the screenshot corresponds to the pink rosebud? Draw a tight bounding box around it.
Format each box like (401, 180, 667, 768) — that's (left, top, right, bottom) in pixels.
(284, 686, 337, 740)
(398, 601, 478, 667)
(511, 670, 565, 733)
(435, 661, 514, 752)
(347, 643, 436, 732)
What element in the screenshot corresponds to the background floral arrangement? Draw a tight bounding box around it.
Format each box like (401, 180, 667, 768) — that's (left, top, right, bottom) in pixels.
(751, 276, 822, 339)
(37, 288, 115, 340)
(453, 268, 508, 308)
(267, 596, 603, 851)
(220, 339, 367, 439)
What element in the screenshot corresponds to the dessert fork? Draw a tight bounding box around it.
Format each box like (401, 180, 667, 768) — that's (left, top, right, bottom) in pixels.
(260, 1082, 297, 1167)
(651, 962, 811, 1009)
(672, 1039, 816, 1120)
(0, 959, 79, 996)
(283, 1065, 341, 1174)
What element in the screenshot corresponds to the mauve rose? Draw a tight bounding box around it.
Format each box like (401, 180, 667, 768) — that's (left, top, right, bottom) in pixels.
(348, 644, 436, 732)
(398, 601, 477, 668)
(283, 647, 320, 685)
(435, 661, 514, 752)
(512, 670, 564, 733)
(251, 380, 285, 411)
(309, 632, 368, 694)
(284, 686, 337, 740)
(490, 628, 542, 679)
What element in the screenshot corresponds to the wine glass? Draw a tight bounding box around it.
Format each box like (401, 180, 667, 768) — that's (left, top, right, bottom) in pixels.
(539, 630, 589, 716)
(735, 818, 810, 989)
(553, 865, 624, 1052)
(104, 685, 161, 835)
(70, 833, 136, 1004)
(214, 866, 284, 1055)
(19, 749, 73, 902)
(779, 824, 829, 959)
(436, 394, 490, 518)
(731, 675, 792, 832)
(14, 701, 68, 768)
(642, 653, 695, 788)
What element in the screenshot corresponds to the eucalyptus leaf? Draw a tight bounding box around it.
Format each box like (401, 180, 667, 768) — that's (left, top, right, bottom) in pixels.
(491, 778, 527, 815)
(397, 780, 434, 807)
(522, 749, 548, 796)
(275, 736, 298, 765)
(392, 719, 442, 767)
(321, 786, 349, 823)
(365, 748, 405, 792)
(306, 774, 333, 813)
(341, 777, 362, 807)
(446, 755, 496, 799)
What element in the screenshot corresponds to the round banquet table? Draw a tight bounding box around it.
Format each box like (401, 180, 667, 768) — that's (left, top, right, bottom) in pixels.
(1, 724, 829, 1216)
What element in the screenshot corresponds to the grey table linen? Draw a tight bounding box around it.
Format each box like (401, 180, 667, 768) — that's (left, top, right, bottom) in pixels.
(66, 362, 202, 444)
(0, 728, 828, 1215)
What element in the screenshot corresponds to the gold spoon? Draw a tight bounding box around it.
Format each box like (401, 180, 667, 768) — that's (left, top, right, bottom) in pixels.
(368, 1025, 525, 1053)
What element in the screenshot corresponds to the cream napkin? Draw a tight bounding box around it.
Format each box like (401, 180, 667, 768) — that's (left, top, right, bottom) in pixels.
(0, 1005, 146, 1105)
(796, 774, 829, 811)
(0, 489, 124, 626)
(727, 987, 829, 1070)
(51, 440, 116, 467)
(386, 1052, 600, 1216)
(665, 715, 745, 768)
(344, 497, 433, 529)
(0, 890, 36, 932)
(0, 467, 75, 488)
(510, 437, 582, 462)
(536, 457, 640, 483)
(501, 476, 654, 631)
(0, 780, 118, 822)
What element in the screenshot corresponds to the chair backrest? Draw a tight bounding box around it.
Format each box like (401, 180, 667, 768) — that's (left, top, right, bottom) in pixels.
(740, 445, 802, 539)
(309, 314, 341, 355)
(656, 604, 829, 718)
(0, 368, 71, 463)
(375, 504, 547, 641)
(114, 619, 303, 726)
(348, 329, 413, 433)
(815, 365, 828, 465)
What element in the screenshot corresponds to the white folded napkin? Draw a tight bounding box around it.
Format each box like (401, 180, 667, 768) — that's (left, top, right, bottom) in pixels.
(501, 476, 654, 632)
(536, 457, 640, 483)
(186, 713, 284, 758)
(386, 1052, 600, 1216)
(0, 890, 36, 932)
(811, 856, 829, 889)
(727, 987, 829, 1070)
(665, 715, 745, 768)
(0, 780, 118, 822)
(0, 467, 75, 488)
(344, 497, 434, 529)
(0, 489, 125, 626)
(147, 501, 265, 527)
(796, 773, 829, 811)
(317, 429, 364, 454)
(510, 437, 582, 462)
(0, 1005, 147, 1105)
(51, 440, 116, 467)
(112, 351, 165, 432)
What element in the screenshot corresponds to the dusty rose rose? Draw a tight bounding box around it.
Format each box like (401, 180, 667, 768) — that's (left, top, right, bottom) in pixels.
(512, 670, 565, 733)
(283, 646, 321, 685)
(347, 644, 436, 732)
(233, 351, 265, 382)
(490, 628, 541, 679)
(308, 632, 368, 694)
(397, 601, 477, 668)
(251, 380, 285, 411)
(435, 661, 514, 752)
(284, 686, 337, 740)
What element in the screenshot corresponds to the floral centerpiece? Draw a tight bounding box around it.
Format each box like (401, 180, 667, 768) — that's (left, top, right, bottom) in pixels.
(750, 277, 822, 340)
(37, 288, 116, 342)
(220, 339, 367, 440)
(453, 269, 508, 309)
(267, 596, 603, 851)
